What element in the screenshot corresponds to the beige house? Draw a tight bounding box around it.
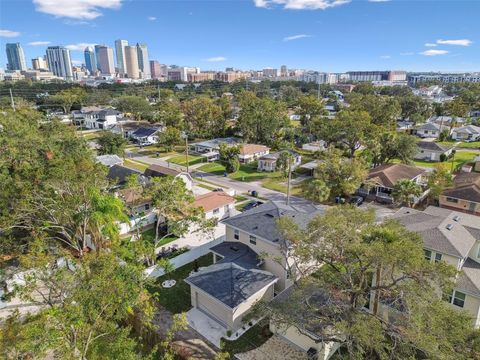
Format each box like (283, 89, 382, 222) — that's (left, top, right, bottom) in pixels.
(415, 141, 453, 162)
(238, 144, 270, 164)
(440, 172, 480, 216)
(392, 206, 480, 328)
(258, 150, 302, 172)
(194, 191, 235, 220)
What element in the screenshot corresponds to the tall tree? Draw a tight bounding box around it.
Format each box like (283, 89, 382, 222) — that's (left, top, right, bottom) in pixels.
(427, 163, 454, 203)
(114, 96, 151, 120)
(296, 95, 327, 136)
(97, 131, 128, 156)
(158, 126, 182, 152)
(392, 179, 422, 207)
(182, 97, 224, 138)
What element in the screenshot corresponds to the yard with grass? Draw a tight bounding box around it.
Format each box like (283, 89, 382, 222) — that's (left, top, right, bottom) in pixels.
(141, 228, 178, 248)
(221, 319, 272, 355)
(410, 150, 478, 170)
(437, 140, 480, 149)
(168, 154, 205, 166)
(123, 159, 149, 172)
(82, 131, 102, 140)
(147, 254, 214, 314)
(198, 161, 282, 182)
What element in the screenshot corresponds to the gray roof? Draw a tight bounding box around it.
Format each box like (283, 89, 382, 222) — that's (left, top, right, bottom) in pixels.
(223, 201, 325, 245)
(107, 165, 142, 185)
(259, 150, 300, 161)
(417, 141, 452, 153)
(185, 263, 277, 308)
(191, 137, 240, 150)
(96, 154, 123, 167)
(457, 258, 480, 297)
(392, 206, 478, 259)
(210, 242, 261, 269)
(416, 123, 441, 131)
(453, 125, 480, 135)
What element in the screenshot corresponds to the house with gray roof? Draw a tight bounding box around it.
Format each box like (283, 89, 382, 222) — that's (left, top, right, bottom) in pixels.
(440, 172, 480, 216)
(452, 125, 480, 142)
(415, 141, 453, 162)
(392, 206, 480, 328)
(415, 122, 450, 139)
(257, 150, 301, 172)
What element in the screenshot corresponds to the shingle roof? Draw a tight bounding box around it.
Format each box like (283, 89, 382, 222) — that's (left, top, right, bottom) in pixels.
(366, 163, 424, 188)
(416, 123, 441, 131)
(107, 165, 142, 185)
(185, 263, 277, 308)
(239, 144, 269, 156)
(443, 172, 480, 203)
(392, 206, 478, 259)
(453, 125, 480, 135)
(194, 191, 235, 212)
(131, 127, 158, 138)
(210, 242, 261, 269)
(144, 164, 180, 177)
(191, 137, 240, 149)
(96, 154, 123, 167)
(457, 258, 480, 297)
(259, 150, 300, 161)
(223, 201, 325, 245)
(417, 141, 452, 152)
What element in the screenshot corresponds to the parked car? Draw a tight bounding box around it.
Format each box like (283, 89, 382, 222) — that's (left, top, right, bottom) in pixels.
(349, 196, 364, 207)
(242, 201, 262, 211)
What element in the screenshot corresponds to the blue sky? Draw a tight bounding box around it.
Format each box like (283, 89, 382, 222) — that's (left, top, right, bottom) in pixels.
(0, 0, 479, 72)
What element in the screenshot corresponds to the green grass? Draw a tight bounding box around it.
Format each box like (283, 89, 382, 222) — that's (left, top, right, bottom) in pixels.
(234, 195, 248, 202)
(437, 140, 480, 149)
(198, 161, 282, 182)
(409, 150, 478, 170)
(124, 159, 149, 172)
(141, 228, 178, 247)
(168, 154, 204, 166)
(82, 132, 101, 140)
(147, 254, 214, 314)
(221, 319, 272, 355)
(261, 177, 304, 196)
(198, 162, 226, 175)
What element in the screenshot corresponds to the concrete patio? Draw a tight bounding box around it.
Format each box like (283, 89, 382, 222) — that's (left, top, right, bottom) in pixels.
(186, 308, 226, 348)
(237, 335, 308, 360)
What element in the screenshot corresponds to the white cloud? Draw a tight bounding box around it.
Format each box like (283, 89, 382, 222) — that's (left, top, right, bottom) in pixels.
(71, 59, 83, 65)
(400, 52, 414, 56)
(283, 34, 311, 41)
(419, 49, 449, 56)
(424, 43, 437, 47)
(148, 16, 157, 21)
(0, 29, 21, 38)
(205, 56, 227, 62)
(437, 39, 472, 46)
(28, 41, 51, 46)
(380, 55, 391, 59)
(254, 0, 351, 10)
(33, 0, 122, 20)
(66, 43, 97, 51)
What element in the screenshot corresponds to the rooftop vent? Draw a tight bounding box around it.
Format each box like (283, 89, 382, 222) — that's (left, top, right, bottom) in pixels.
(230, 246, 239, 252)
(264, 213, 274, 218)
(446, 224, 454, 230)
(453, 215, 460, 222)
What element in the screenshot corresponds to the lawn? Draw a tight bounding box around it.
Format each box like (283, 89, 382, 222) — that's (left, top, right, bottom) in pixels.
(141, 228, 178, 247)
(124, 159, 149, 172)
(168, 154, 205, 166)
(198, 161, 282, 182)
(147, 254, 214, 314)
(411, 150, 477, 170)
(82, 132, 101, 140)
(221, 319, 272, 355)
(437, 140, 480, 149)
(261, 177, 304, 196)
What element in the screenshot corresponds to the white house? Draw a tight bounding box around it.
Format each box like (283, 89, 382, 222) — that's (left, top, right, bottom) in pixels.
(130, 127, 162, 145)
(76, 109, 120, 130)
(194, 191, 235, 220)
(238, 144, 270, 164)
(451, 125, 480, 142)
(144, 164, 194, 191)
(258, 150, 301, 172)
(415, 141, 454, 162)
(415, 122, 450, 138)
(302, 141, 326, 152)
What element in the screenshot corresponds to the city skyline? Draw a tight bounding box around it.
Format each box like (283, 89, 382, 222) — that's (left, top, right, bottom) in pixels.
(0, 0, 478, 72)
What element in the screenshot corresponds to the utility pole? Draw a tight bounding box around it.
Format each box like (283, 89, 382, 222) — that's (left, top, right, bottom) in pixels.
(157, 85, 161, 103)
(9, 88, 16, 111)
(286, 160, 292, 205)
(317, 81, 320, 100)
(185, 134, 189, 173)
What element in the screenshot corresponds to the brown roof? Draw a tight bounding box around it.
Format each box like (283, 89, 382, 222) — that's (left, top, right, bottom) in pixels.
(443, 172, 480, 203)
(144, 164, 180, 177)
(119, 188, 150, 206)
(240, 144, 269, 156)
(194, 191, 235, 212)
(367, 163, 425, 188)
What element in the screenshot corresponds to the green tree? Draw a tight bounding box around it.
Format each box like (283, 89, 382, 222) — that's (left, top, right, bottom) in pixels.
(303, 179, 330, 203)
(219, 143, 241, 173)
(182, 97, 224, 138)
(269, 207, 476, 360)
(427, 163, 453, 203)
(48, 87, 87, 113)
(296, 95, 327, 136)
(97, 131, 128, 156)
(392, 179, 422, 207)
(158, 127, 182, 152)
(365, 132, 418, 167)
(276, 151, 294, 178)
(154, 100, 183, 128)
(114, 96, 151, 120)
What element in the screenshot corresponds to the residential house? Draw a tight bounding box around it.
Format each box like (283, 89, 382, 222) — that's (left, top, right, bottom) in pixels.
(117, 188, 156, 235)
(194, 191, 235, 220)
(144, 164, 193, 191)
(451, 125, 480, 142)
(299, 160, 322, 176)
(415, 122, 450, 138)
(428, 115, 465, 127)
(110, 121, 162, 139)
(130, 127, 161, 145)
(396, 120, 414, 133)
(415, 141, 454, 162)
(190, 137, 241, 154)
(392, 206, 480, 328)
(440, 172, 480, 216)
(475, 156, 480, 172)
(96, 154, 123, 167)
(357, 163, 427, 204)
(257, 150, 302, 172)
(302, 141, 326, 152)
(73, 108, 121, 130)
(107, 164, 144, 187)
(238, 144, 270, 164)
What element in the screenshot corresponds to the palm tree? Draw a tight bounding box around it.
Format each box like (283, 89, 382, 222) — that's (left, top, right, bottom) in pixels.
(392, 179, 422, 208)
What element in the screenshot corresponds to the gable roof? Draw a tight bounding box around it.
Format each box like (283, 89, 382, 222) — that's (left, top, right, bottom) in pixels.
(210, 241, 261, 269)
(191, 137, 240, 149)
(417, 141, 453, 153)
(194, 191, 235, 212)
(259, 150, 300, 161)
(96, 154, 123, 167)
(392, 206, 478, 259)
(107, 165, 142, 185)
(453, 125, 480, 135)
(185, 263, 277, 308)
(457, 258, 480, 297)
(223, 201, 325, 245)
(416, 122, 442, 131)
(443, 172, 480, 203)
(239, 144, 269, 156)
(366, 163, 424, 188)
(131, 127, 159, 138)
(144, 164, 180, 177)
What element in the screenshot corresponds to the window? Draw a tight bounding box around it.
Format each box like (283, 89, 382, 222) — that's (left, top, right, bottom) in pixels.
(213, 208, 219, 215)
(249, 235, 257, 245)
(446, 197, 458, 203)
(434, 253, 442, 263)
(424, 250, 432, 261)
(451, 291, 466, 308)
(234, 229, 239, 240)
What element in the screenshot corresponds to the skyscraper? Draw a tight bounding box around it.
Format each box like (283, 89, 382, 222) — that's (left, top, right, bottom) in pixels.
(94, 45, 115, 75)
(150, 60, 161, 79)
(125, 46, 139, 79)
(136, 43, 150, 79)
(84, 46, 96, 74)
(115, 39, 128, 75)
(6, 43, 27, 71)
(31, 56, 48, 70)
(46, 46, 73, 80)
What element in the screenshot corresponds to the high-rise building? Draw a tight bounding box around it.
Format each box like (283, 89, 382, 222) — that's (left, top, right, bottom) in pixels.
(31, 56, 48, 70)
(46, 46, 73, 80)
(114, 39, 128, 75)
(136, 43, 150, 79)
(280, 65, 288, 77)
(262, 68, 278, 78)
(124, 46, 140, 79)
(94, 45, 115, 75)
(84, 47, 96, 74)
(150, 60, 162, 79)
(6, 43, 27, 71)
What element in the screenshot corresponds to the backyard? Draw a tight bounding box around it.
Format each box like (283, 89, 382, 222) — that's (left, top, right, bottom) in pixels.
(141, 228, 178, 248)
(168, 154, 205, 166)
(437, 140, 480, 149)
(411, 150, 478, 170)
(147, 254, 214, 314)
(221, 319, 273, 355)
(198, 161, 282, 182)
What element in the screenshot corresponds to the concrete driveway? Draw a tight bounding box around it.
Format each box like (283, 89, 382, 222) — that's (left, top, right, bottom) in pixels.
(187, 308, 226, 348)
